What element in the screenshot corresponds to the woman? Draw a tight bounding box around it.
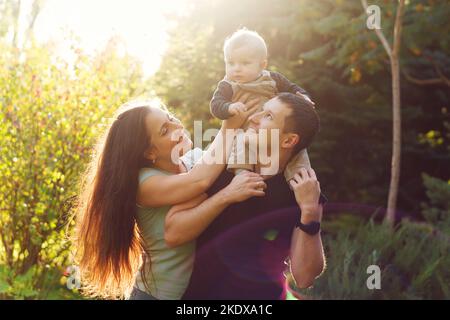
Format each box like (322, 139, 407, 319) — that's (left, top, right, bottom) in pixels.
(73, 97, 265, 299)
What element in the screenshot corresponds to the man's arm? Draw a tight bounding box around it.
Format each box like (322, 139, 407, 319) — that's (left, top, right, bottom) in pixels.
(288, 168, 325, 288)
(289, 205, 325, 289)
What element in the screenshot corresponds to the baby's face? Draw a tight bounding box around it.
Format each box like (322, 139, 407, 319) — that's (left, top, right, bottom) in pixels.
(224, 46, 266, 83)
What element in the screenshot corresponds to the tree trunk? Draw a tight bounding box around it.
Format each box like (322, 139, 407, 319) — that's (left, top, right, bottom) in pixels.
(11, 0, 21, 48)
(386, 56, 401, 225)
(385, 0, 405, 226)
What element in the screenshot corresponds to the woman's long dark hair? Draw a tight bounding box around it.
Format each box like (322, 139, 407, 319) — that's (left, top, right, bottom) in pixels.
(73, 104, 154, 299)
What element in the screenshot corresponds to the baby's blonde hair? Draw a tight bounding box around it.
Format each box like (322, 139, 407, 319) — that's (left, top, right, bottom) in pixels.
(223, 28, 267, 60)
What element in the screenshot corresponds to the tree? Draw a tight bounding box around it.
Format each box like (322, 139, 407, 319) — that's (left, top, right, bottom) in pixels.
(0, 38, 145, 299)
(0, 0, 45, 48)
(152, 0, 449, 218)
(362, 0, 405, 225)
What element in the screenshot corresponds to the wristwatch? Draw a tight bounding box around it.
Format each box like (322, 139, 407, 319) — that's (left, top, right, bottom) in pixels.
(296, 220, 321, 235)
(295, 193, 327, 235)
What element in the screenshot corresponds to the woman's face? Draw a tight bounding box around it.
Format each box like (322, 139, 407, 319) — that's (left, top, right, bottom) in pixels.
(144, 107, 192, 166)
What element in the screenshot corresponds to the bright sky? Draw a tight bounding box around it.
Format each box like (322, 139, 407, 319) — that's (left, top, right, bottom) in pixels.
(29, 0, 189, 78)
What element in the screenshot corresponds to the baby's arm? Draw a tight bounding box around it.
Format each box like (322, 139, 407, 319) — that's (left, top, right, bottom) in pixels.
(270, 71, 308, 95)
(271, 71, 315, 105)
(210, 80, 234, 119)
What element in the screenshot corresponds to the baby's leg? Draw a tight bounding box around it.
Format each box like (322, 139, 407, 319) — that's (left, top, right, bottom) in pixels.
(227, 131, 255, 174)
(233, 168, 252, 175)
(284, 148, 311, 182)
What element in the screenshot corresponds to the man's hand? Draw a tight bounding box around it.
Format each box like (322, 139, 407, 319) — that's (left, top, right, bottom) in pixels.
(289, 168, 321, 217)
(296, 91, 315, 107)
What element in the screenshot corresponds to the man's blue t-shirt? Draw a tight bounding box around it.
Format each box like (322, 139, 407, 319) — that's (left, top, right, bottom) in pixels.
(182, 171, 327, 300)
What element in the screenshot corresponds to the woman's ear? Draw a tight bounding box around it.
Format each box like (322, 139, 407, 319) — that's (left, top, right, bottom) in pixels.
(144, 147, 157, 163)
(261, 59, 268, 69)
(281, 133, 300, 150)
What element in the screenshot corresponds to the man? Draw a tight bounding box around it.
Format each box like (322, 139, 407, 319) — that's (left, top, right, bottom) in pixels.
(182, 93, 326, 299)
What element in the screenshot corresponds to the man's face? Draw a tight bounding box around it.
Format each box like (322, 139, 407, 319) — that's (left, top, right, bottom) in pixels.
(247, 97, 296, 153)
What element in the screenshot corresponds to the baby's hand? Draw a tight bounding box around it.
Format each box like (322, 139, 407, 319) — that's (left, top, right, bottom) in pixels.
(296, 92, 316, 107)
(228, 102, 247, 115)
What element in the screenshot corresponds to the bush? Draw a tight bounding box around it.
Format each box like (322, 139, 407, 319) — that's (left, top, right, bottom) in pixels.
(421, 173, 450, 234)
(288, 175, 450, 300)
(0, 39, 146, 299)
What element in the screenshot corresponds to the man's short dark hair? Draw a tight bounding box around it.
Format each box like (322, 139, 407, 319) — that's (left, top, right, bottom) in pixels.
(277, 92, 320, 154)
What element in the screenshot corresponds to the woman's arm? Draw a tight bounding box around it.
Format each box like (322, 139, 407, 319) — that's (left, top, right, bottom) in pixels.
(164, 172, 266, 247)
(137, 96, 261, 208)
(137, 126, 230, 207)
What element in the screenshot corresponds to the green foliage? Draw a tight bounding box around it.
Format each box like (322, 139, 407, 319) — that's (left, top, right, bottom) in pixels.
(288, 216, 449, 299)
(421, 174, 450, 234)
(150, 25, 224, 133)
(152, 0, 450, 212)
(0, 0, 449, 300)
(0, 38, 146, 299)
(151, 2, 450, 298)
(289, 176, 450, 299)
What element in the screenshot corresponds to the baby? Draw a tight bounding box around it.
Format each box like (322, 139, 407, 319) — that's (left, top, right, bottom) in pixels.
(210, 28, 314, 182)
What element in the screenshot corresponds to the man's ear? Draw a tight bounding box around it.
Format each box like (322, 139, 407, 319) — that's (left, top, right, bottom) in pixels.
(281, 133, 300, 150)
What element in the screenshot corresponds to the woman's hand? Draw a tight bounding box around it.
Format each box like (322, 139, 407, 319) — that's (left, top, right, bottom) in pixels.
(220, 171, 266, 204)
(228, 102, 247, 116)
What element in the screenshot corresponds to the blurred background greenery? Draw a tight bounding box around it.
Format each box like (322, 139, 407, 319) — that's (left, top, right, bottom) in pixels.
(0, 0, 449, 299)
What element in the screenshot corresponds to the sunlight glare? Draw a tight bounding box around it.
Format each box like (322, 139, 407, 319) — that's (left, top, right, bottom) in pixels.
(32, 0, 189, 78)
